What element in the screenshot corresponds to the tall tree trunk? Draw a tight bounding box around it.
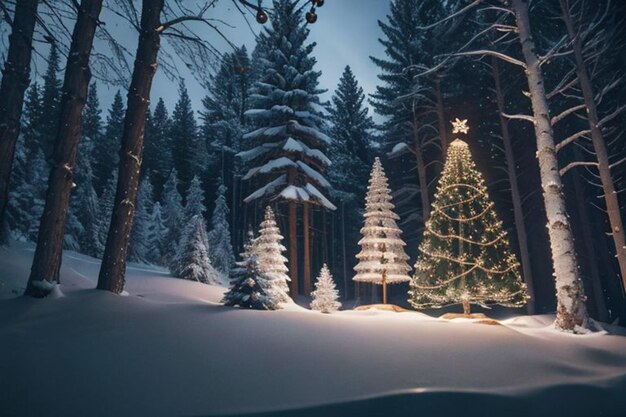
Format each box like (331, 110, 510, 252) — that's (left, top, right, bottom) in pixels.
(411, 117, 430, 221)
(303, 201, 311, 295)
(25, 0, 103, 296)
(511, 0, 588, 331)
(434, 78, 448, 155)
(341, 201, 348, 300)
(97, 0, 163, 294)
(492, 57, 536, 314)
(570, 156, 608, 321)
(560, 0, 626, 292)
(0, 0, 39, 244)
(288, 200, 299, 297)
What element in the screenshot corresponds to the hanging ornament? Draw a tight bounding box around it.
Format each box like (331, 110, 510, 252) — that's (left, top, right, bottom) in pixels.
(306, 7, 318, 23)
(256, 8, 268, 24)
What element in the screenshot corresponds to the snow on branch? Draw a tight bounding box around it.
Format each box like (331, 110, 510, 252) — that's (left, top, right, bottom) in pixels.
(598, 104, 626, 127)
(555, 129, 591, 153)
(551, 104, 586, 125)
(609, 156, 626, 170)
(448, 50, 526, 68)
(501, 113, 535, 123)
(560, 161, 599, 176)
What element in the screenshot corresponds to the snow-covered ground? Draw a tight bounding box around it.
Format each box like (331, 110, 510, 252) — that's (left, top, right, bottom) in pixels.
(1, 242, 626, 417)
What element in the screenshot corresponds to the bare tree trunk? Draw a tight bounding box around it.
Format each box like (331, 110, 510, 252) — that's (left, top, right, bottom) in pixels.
(303, 201, 311, 295)
(412, 114, 430, 221)
(97, 0, 163, 294)
(492, 57, 535, 314)
(25, 0, 103, 296)
(434, 78, 448, 155)
(288, 200, 298, 297)
(0, 0, 39, 244)
(511, 0, 588, 331)
(341, 201, 348, 300)
(560, 0, 626, 291)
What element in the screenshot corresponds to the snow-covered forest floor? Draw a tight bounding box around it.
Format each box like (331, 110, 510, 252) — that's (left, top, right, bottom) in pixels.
(1, 242, 626, 417)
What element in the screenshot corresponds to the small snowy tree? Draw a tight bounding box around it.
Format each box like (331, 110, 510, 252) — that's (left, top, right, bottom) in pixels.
(128, 175, 154, 263)
(222, 254, 279, 310)
(310, 264, 341, 313)
(354, 157, 411, 303)
(171, 214, 221, 284)
(146, 201, 167, 265)
(255, 206, 291, 303)
(183, 175, 206, 221)
(207, 183, 235, 278)
(161, 169, 183, 262)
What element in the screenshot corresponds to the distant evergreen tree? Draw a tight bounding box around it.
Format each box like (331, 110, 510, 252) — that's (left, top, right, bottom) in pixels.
(40, 44, 61, 161)
(161, 169, 184, 263)
(207, 183, 235, 277)
(95, 174, 117, 257)
(171, 214, 221, 284)
(9, 148, 48, 241)
(201, 46, 252, 206)
(171, 81, 201, 197)
(183, 175, 206, 221)
(143, 98, 172, 198)
(20, 82, 43, 160)
(93, 90, 124, 194)
(129, 175, 154, 263)
(146, 201, 167, 265)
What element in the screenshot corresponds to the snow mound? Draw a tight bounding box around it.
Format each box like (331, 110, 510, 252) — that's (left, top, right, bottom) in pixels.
(1, 243, 626, 417)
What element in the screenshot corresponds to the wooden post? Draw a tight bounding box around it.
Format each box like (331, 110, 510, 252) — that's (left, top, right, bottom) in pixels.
(288, 200, 299, 297)
(382, 270, 388, 305)
(303, 201, 311, 295)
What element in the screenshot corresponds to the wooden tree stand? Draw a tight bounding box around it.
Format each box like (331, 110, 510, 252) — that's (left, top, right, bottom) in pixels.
(439, 312, 500, 326)
(354, 304, 412, 313)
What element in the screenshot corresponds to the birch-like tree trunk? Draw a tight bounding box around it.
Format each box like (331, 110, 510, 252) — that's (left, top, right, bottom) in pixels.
(491, 56, 535, 314)
(411, 113, 430, 221)
(25, 0, 104, 297)
(434, 78, 448, 155)
(0, 0, 39, 244)
(559, 0, 626, 291)
(97, 0, 163, 294)
(511, 0, 588, 331)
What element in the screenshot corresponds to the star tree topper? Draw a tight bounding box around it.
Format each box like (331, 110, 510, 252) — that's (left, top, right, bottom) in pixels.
(451, 118, 469, 135)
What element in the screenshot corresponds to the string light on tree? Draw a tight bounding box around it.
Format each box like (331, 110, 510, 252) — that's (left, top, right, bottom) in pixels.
(408, 120, 529, 315)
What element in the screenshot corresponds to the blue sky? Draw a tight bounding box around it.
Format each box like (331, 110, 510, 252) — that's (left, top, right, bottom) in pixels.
(93, 0, 391, 120)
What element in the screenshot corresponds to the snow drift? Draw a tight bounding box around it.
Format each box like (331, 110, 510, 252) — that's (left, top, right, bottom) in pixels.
(1, 243, 625, 417)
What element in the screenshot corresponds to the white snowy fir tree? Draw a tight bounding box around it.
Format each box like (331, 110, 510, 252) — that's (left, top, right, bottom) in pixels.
(310, 264, 341, 313)
(207, 183, 235, 281)
(255, 206, 291, 303)
(354, 157, 411, 301)
(171, 214, 221, 285)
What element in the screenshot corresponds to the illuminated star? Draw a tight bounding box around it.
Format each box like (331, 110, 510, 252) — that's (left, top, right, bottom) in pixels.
(451, 118, 469, 134)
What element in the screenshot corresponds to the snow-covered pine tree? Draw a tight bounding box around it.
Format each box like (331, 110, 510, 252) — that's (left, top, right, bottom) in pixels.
(129, 175, 154, 263)
(238, 0, 336, 295)
(353, 157, 411, 303)
(207, 183, 235, 279)
(146, 201, 167, 265)
(255, 206, 291, 303)
(171, 81, 201, 196)
(310, 264, 341, 313)
(183, 175, 206, 221)
(408, 129, 529, 315)
(143, 98, 172, 198)
(94, 173, 117, 258)
(171, 214, 221, 284)
(222, 253, 279, 311)
(93, 90, 124, 194)
(161, 169, 184, 263)
(72, 82, 101, 256)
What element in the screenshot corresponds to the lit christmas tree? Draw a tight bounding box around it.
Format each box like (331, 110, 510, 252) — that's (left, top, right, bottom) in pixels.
(255, 206, 291, 303)
(408, 119, 529, 315)
(310, 264, 341, 313)
(353, 158, 411, 303)
(222, 253, 279, 311)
